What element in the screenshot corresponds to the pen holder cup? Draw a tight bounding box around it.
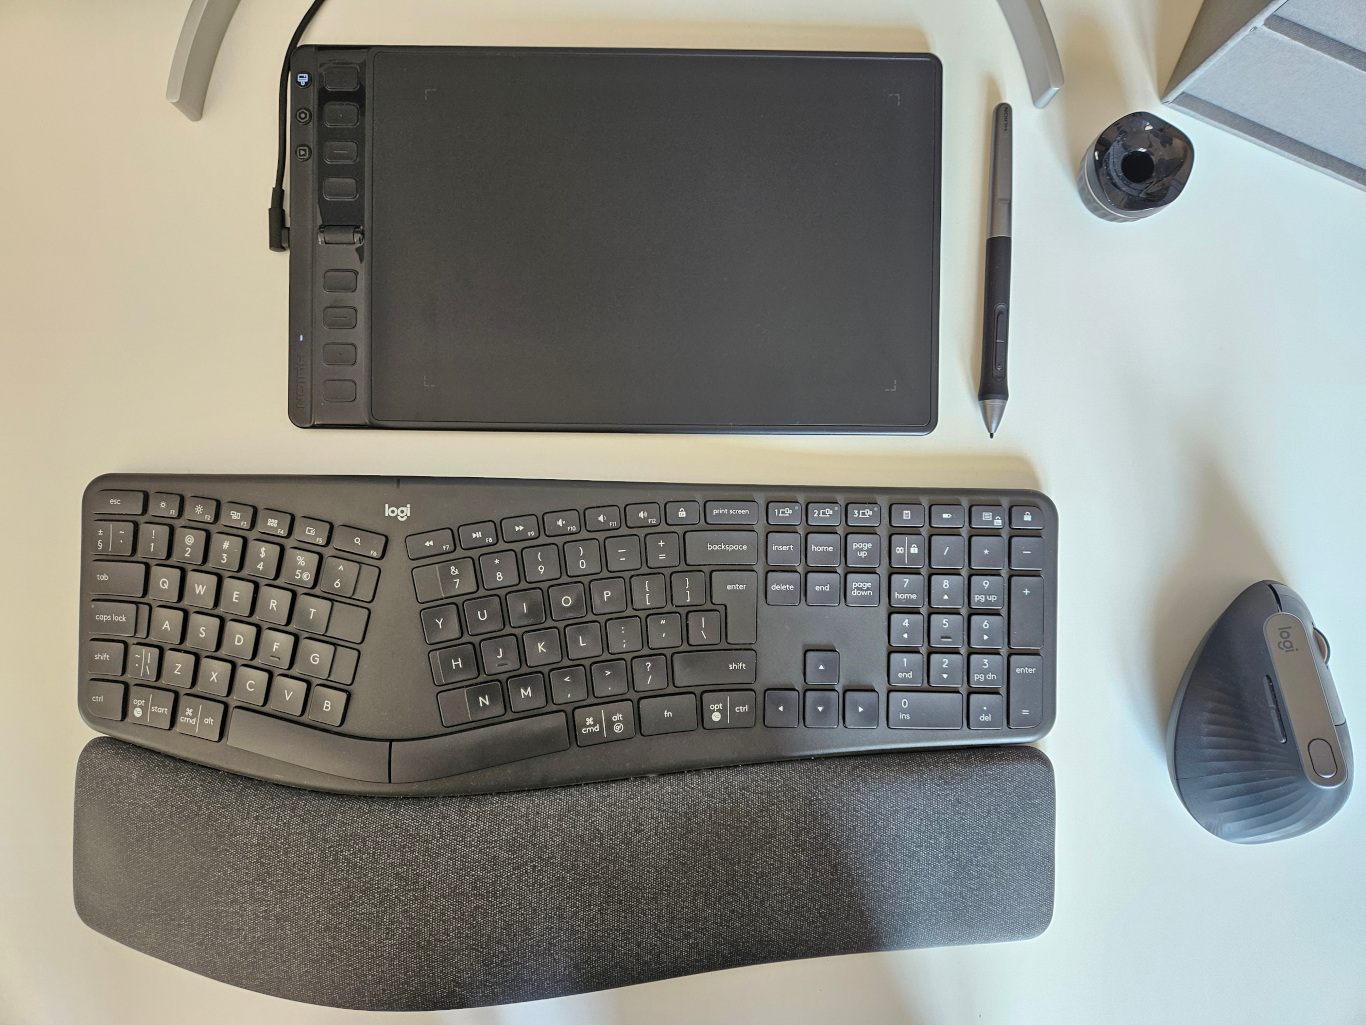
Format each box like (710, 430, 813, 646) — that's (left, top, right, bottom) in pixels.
(1078, 112, 1193, 222)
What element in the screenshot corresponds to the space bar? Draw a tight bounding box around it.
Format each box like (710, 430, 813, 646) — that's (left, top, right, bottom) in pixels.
(390, 712, 571, 784)
(227, 710, 391, 783)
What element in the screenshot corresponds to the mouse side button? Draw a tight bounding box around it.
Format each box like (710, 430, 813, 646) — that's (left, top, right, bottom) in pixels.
(1308, 739, 1338, 779)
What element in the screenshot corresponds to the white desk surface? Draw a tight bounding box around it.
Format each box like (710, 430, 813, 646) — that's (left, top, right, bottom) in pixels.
(2, 0, 1364, 1021)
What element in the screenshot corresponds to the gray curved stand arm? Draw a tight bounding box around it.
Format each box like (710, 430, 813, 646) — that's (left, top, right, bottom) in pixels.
(165, 0, 1063, 118)
(166, 0, 242, 121)
(997, 0, 1065, 108)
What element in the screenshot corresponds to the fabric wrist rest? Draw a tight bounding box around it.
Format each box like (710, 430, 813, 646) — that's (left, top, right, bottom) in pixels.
(73, 737, 1055, 1011)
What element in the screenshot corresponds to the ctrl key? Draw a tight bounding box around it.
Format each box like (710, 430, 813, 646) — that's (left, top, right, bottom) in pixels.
(81, 678, 126, 721)
(575, 701, 635, 746)
(176, 698, 226, 741)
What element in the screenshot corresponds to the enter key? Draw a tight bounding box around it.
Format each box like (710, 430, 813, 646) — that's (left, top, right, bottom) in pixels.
(711, 571, 757, 644)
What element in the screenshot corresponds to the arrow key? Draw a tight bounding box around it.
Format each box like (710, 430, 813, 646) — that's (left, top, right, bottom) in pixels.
(764, 688, 800, 727)
(803, 689, 838, 728)
(843, 690, 879, 728)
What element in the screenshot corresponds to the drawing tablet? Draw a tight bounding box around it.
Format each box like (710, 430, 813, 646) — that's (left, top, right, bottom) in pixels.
(287, 47, 941, 432)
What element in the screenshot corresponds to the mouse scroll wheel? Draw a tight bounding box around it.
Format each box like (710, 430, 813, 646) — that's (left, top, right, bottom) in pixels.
(1313, 628, 1331, 663)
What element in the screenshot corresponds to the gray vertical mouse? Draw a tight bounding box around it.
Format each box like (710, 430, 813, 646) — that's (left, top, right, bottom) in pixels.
(1167, 581, 1352, 843)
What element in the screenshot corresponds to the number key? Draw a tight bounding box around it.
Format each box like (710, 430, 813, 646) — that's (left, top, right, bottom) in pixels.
(479, 550, 520, 589)
(246, 540, 283, 579)
(285, 548, 320, 587)
(209, 533, 244, 571)
(522, 544, 562, 582)
(174, 528, 208, 565)
(320, 556, 359, 596)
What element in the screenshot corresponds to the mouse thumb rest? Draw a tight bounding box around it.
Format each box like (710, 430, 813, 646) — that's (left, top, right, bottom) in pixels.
(1167, 581, 1353, 844)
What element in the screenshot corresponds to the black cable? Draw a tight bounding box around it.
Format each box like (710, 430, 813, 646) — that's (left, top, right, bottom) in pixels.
(269, 0, 331, 251)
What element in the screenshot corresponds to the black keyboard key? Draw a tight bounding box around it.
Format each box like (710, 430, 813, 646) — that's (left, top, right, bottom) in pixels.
(686, 610, 721, 646)
(846, 503, 881, 526)
(969, 693, 1004, 730)
(176, 697, 226, 740)
(236, 667, 269, 705)
(930, 535, 965, 569)
(890, 614, 923, 648)
(221, 621, 259, 660)
(665, 501, 701, 525)
(81, 678, 125, 721)
(564, 622, 602, 660)
(506, 589, 546, 628)
(328, 647, 358, 685)
(436, 558, 477, 598)
(1010, 536, 1045, 571)
(222, 503, 255, 530)
(805, 651, 839, 684)
(591, 659, 629, 697)
(764, 689, 799, 727)
(563, 539, 602, 577)
(672, 650, 756, 687)
(889, 652, 923, 686)
(929, 504, 964, 528)
(844, 691, 879, 728)
(139, 523, 171, 560)
(228, 709, 389, 782)
(705, 501, 758, 525)
(590, 578, 628, 615)
(90, 521, 135, 556)
(548, 582, 586, 620)
(174, 528, 209, 565)
(1010, 578, 1045, 649)
(186, 498, 218, 523)
(182, 571, 218, 609)
(209, 533, 244, 572)
(767, 532, 800, 566)
(574, 701, 635, 746)
(284, 548, 320, 587)
(150, 609, 181, 650)
(685, 530, 758, 566)
(334, 525, 387, 559)
(245, 540, 282, 579)
(845, 534, 881, 567)
(605, 535, 642, 572)
(459, 521, 498, 549)
(640, 693, 697, 735)
(1009, 656, 1045, 728)
(890, 573, 924, 609)
(543, 510, 581, 537)
(87, 639, 125, 676)
(970, 653, 1006, 687)
(88, 601, 140, 636)
(970, 505, 1005, 530)
(670, 571, 706, 606)
(196, 658, 232, 696)
(890, 535, 925, 569)
(129, 686, 176, 729)
(187, 613, 221, 651)
(463, 595, 504, 635)
(890, 503, 925, 527)
(930, 575, 964, 608)
(970, 535, 1006, 570)
(584, 506, 620, 531)
(523, 627, 562, 667)
(392, 712, 570, 783)
(1010, 505, 1043, 529)
(888, 691, 962, 729)
(500, 515, 540, 543)
(297, 638, 336, 678)
(845, 574, 879, 607)
(971, 614, 1004, 649)
(430, 643, 478, 685)
(354, 564, 380, 602)
(806, 502, 840, 526)
(406, 529, 455, 559)
(708, 571, 754, 643)
(631, 655, 668, 692)
(295, 518, 332, 547)
(606, 617, 643, 654)
(90, 561, 146, 597)
(319, 556, 360, 597)
(256, 586, 293, 625)
(644, 532, 681, 567)
(646, 613, 682, 649)
(766, 571, 800, 606)
(701, 690, 756, 729)
(550, 666, 587, 704)
(630, 573, 667, 610)
(307, 685, 348, 727)
(219, 578, 255, 617)
(928, 653, 964, 687)
(149, 493, 181, 517)
(269, 676, 308, 716)
(259, 629, 295, 668)
(93, 490, 145, 515)
(625, 503, 661, 527)
(806, 533, 840, 567)
(523, 544, 562, 582)
(805, 572, 840, 606)
(259, 510, 293, 536)
(508, 673, 548, 712)
(766, 501, 802, 525)
(804, 690, 838, 728)
(478, 550, 520, 589)
(929, 613, 963, 647)
(127, 644, 160, 682)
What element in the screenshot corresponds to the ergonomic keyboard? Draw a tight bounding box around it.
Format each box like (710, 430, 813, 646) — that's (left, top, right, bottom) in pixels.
(78, 475, 1058, 795)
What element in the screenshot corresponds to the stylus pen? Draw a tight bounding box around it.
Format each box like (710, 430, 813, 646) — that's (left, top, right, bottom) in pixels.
(979, 102, 1012, 438)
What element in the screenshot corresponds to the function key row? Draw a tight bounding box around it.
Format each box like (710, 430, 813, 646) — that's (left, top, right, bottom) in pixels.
(92, 491, 387, 559)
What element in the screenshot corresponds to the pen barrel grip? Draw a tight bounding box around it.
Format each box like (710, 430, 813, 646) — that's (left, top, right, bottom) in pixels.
(978, 236, 1012, 402)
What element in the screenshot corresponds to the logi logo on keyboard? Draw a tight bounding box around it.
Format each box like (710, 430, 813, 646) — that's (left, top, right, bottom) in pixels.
(384, 504, 411, 522)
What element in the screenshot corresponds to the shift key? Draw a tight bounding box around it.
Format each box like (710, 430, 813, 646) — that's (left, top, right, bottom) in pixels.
(1010, 577, 1044, 649)
(673, 650, 757, 687)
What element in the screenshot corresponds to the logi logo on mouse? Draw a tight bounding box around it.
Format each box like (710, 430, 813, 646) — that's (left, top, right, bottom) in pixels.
(1276, 626, 1297, 652)
(384, 504, 411, 522)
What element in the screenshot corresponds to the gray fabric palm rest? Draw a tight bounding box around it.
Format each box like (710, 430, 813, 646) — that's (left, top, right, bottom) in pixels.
(73, 737, 1055, 1011)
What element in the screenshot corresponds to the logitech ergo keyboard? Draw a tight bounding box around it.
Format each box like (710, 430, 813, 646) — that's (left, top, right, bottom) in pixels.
(79, 475, 1058, 795)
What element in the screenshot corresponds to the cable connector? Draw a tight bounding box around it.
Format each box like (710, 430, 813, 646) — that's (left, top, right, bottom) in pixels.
(269, 186, 289, 251)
